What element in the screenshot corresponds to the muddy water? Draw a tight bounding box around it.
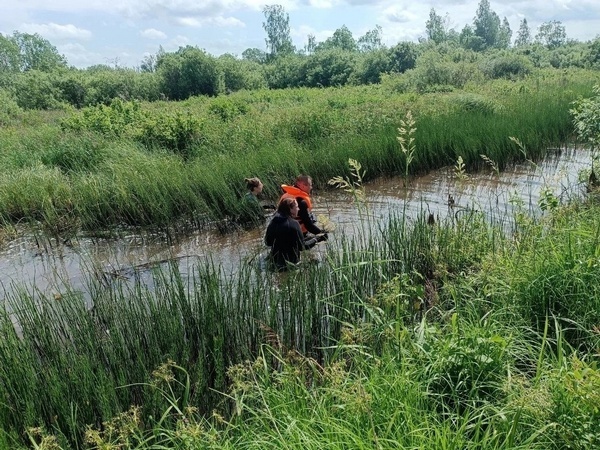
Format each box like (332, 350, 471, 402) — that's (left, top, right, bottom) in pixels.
(0, 147, 590, 299)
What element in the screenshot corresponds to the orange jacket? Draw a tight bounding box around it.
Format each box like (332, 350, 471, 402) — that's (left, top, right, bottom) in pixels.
(280, 184, 313, 234)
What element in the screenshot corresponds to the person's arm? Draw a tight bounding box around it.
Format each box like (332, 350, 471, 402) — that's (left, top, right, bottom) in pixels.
(297, 198, 322, 234)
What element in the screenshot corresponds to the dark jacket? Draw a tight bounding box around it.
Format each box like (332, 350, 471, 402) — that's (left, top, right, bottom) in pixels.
(265, 212, 318, 271)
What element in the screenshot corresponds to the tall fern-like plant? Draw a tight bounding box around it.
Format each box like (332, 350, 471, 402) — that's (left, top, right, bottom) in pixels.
(328, 158, 370, 232)
(397, 111, 417, 187)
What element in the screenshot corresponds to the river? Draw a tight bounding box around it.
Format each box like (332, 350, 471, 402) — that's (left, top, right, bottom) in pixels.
(0, 146, 590, 300)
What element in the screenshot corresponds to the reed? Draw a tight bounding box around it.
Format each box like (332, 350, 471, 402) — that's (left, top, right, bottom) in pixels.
(3, 196, 600, 448)
(0, 69, 595, 236)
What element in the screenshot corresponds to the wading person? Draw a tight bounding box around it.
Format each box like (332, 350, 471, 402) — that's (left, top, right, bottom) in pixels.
(265, 197, 327, 271)
(279, 175, 323, 236)
(238, 177, 274, 227)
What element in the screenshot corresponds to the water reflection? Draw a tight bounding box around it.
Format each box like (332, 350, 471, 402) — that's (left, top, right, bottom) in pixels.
(0, 147, 590, 299)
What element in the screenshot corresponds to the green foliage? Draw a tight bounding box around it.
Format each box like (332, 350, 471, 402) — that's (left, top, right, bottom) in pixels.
(263, 54, 304, 88)
(217, 55, 267, 92)
(349, 49, 390, 85)
(263, 4, 294, 59)
(406, 48, 480, 92)
(451, 93, 499, 115)
(550, 357, 600, 449)
(388, 41, 419, 73)
(61, 99, 204, 158)
(422, 318, 509, 411)
(208, 96, 249, 121)
(13, 70, 63, 110)
(0, 88, 21, 125)
(480, 53, 533, 79)
(136, 112, 204, 159)
(571, 84, 600, 148)
(9, 31, 67, 72)
(61, 98, 144, 136)
(316, 25, 357, 52)
(157, 46, 222, 100)
(301, 48, 357, 87)
(536, 20, 567, 49)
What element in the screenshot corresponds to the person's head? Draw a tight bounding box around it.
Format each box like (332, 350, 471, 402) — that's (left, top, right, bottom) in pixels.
(245, 177, 263, 195)
(277, 197, 299, 217)
(294, 175, 313, 194)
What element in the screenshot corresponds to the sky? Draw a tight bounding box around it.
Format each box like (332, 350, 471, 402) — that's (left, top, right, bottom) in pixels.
(1, 0, 599, 69)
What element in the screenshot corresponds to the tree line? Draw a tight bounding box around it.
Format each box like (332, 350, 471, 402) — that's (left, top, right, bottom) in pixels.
(0, 0, 599, 111)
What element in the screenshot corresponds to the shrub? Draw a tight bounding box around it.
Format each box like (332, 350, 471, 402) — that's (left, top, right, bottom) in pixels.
(480, 54, 533, 79)
(208, 97, 249, 121)
(451, 93, 500, 115)
(136, 112, 204, 159)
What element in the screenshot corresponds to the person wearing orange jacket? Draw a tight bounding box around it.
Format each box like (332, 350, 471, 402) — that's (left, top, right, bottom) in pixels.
(279, 175, 324, 236)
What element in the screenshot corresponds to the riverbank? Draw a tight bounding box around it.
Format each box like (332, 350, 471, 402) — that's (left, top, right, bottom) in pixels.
(0, 68, 597, 237)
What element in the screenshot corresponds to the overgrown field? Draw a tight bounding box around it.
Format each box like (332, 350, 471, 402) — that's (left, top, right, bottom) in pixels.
(0, 68, 598, 236)
(2, 191, 600, 449)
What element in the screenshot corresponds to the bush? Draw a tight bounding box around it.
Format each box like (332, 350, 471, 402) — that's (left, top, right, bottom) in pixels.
(136, 112, 204, 159)
(13, 70, 63, 110)
(451, 93, 500, 115)
(208, 97, 249, 121)
(480, 54, 533, 79)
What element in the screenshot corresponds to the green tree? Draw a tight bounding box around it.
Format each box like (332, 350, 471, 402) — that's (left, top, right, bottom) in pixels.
(157, 46, 222, 100)
(11, 31, 67, 72)
(357, 25, 383, 52)
(241, 48, 267, 64)
(536, 20, 567, 49)
(460, 25, 486, 52)
(0, 33, 21, 72)
(388, 42, 418, 73)
(426, 8, 448, 44)
(301, 48, 356, 87)
(497, 17, 512, 48)
(515, 18, 532, 47)
(317, 25, 357, 52)
(263, 54, 304, 88)
(304, 34, 317, 55)
(350, 49, 390, 84)
(473, 0, 501, 50)
(263, 5, 294, 59)
(13, 70, 62, 109)
(588, 36, 600, 68)
(218, 54, 267, 92)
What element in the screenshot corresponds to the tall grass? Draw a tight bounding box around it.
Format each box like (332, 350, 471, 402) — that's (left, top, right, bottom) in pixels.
(3, 194, 600, 448)
(0, 69, 596, 235)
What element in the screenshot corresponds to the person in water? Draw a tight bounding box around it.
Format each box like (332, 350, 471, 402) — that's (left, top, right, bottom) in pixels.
(279, 175, 324, 236)
(265, 197, 328, 271)
(238, 177, 274, 226)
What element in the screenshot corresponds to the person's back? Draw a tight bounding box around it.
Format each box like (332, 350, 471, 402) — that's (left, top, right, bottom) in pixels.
(265, 211, 304, 270)
(265, 197, 326, 271)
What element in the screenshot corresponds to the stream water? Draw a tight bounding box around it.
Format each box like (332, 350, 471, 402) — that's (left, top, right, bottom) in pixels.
(0, 147, 590, 300)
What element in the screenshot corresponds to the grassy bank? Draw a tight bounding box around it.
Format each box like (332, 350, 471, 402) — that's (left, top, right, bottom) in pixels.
(0, 68, 597, 235)
(2, 186, 600, 448)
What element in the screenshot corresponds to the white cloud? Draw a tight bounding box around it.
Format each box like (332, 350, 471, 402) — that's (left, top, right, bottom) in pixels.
(211, 16, 245, 27)
(20, 22, 92, 40)
(140, 28, 167, 39)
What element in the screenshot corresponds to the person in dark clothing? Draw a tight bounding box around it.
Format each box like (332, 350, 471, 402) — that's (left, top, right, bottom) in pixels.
(279, 175, 323, 236)
(265, 197, 327, 271)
